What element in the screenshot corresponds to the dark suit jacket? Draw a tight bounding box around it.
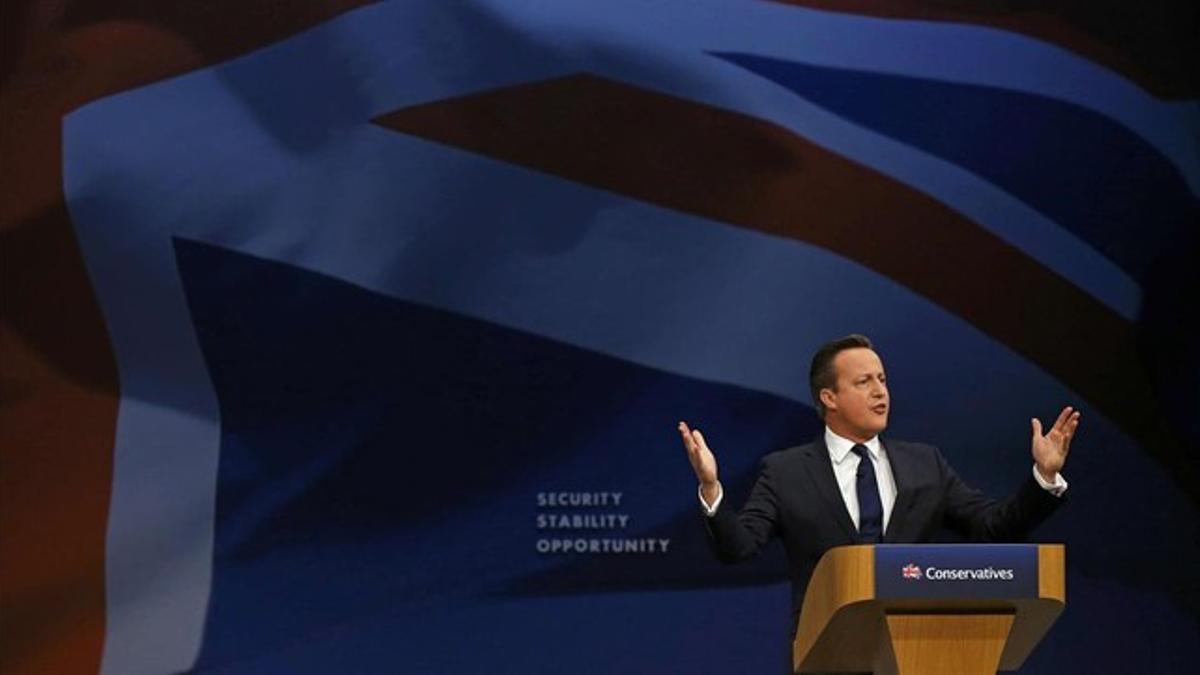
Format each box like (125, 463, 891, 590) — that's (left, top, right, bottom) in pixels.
(702, 435, 1066, 631)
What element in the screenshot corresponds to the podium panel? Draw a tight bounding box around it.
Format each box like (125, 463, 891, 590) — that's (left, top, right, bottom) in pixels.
(793, 544, 1065, 674)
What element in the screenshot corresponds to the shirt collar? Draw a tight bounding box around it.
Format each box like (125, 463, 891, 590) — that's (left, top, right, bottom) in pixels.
(825, 426, 883, 465)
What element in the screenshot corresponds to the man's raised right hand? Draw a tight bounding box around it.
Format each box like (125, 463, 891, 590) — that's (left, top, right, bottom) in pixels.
(678, 421, 721, 506)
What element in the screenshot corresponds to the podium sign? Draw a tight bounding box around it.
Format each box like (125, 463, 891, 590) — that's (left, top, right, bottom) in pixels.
(875, 544, 1039, 600)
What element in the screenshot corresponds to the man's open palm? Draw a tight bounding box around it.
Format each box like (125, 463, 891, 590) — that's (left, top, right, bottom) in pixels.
(1032, 406, 1080, 480)
(678, 421, 718, 486)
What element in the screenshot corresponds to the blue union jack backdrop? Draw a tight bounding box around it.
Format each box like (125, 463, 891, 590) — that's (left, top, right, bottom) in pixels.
(2, 1, 1197, 673)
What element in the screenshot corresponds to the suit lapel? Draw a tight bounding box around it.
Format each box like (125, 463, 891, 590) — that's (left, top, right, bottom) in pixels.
(801, 437, 859, 543)
(882, 438, 915, 542)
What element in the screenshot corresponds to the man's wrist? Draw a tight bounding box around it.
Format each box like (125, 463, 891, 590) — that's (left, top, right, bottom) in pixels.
(1032, 464, 1068, 496)
(698, 481, 723, 515)
(1035, 465, 1056, 484)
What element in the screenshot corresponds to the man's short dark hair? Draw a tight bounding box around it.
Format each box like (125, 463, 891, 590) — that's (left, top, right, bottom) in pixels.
(809, 334, 874, 419)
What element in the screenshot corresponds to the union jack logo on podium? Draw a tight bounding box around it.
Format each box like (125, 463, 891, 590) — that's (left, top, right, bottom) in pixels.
(902, 564, 923, 580)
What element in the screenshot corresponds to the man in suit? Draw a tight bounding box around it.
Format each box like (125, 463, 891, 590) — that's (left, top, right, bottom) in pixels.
(677, 333, 1078, 634)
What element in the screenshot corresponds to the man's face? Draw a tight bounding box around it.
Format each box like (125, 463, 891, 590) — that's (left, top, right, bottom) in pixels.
(822, 348, 889, 441)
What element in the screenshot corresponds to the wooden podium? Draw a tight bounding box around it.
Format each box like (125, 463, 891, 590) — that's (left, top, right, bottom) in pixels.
(793, 544, 1065, 674)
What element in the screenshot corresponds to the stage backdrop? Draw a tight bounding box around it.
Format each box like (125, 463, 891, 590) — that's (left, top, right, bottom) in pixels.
(2, 1, 1198, 673)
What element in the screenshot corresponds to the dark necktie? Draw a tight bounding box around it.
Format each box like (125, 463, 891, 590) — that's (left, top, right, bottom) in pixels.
(851, 444, 883, 543)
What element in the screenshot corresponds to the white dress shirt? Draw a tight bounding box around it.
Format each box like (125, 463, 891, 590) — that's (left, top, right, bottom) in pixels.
(699, 427, 1067, 527)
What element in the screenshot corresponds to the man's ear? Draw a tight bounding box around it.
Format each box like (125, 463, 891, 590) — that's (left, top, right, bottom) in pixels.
(819, 388, 837, 413)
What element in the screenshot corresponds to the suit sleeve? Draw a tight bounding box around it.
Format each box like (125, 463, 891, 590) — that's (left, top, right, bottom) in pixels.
(936, 447, 1066, 542)
(701, 458, 780, 562)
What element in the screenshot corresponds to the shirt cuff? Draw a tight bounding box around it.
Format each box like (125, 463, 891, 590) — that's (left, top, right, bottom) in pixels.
(1032, 464, 1068, 497)
(698, 483, 723, 516)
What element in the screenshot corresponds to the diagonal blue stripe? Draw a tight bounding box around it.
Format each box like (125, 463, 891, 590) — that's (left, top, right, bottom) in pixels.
(715, 51, 1200, 288)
